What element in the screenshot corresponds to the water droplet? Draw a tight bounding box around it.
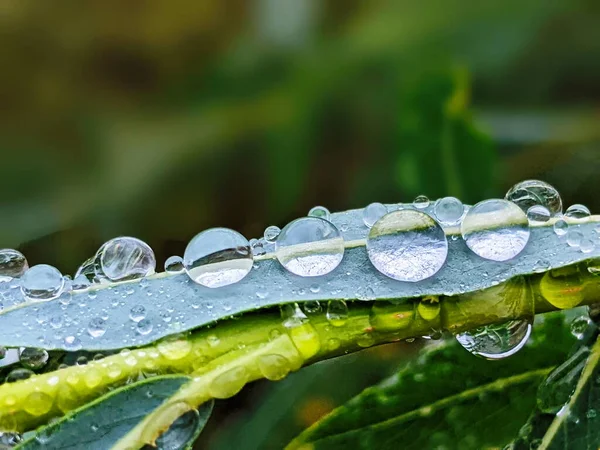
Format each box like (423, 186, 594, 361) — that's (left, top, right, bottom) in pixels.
(21, 264, 65, 301)
(366, 210, 448, 282)
(309, 284, 320, 293)
(280, 303, 308, 328)
(136, 319, 153, 335)
(505, 180, 562, 217)
(6, 368, 34, 383)
(554, 219, 568, 236)
(97, 237, 156, 282)
(527, 205, 550, 224)
(580, 238, 595, 253)
(433, 197, 464, 224)
(264, 225, 282, 243)
(19, 348, 48, 369)
(64, 335, 82, 351)
(257, 354, 291, 381)
(461, 199, 530, 262)
(275, 217, 344, 277)
(88, 317, 107, 338)
(183, 228, 253, 288)
(455, 320, 531, 360)
(154, 408, 202, 450)
(570, 316, 590, 339)
(303, 300, 322, 314)
(157, 335, 192, 361)
(0, 249, 28, 279)
(565, 204, 590, 220)
(413, 195, 430, 209)
(130, 305, 146, 322)
(24, 392, 53, 416)
(566, 228, 583, 247)
(164, 256, 184, 274)
(326, 300, 348, 327)
(363, 203, 388, 228)
(308, 206, 331, 221)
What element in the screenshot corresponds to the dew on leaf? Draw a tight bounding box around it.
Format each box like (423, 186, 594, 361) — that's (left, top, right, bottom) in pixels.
(264, 225, 282, 243)
(130, 305, 146, 322)
(527, 205, 551, 224)
(505, 179, 562, 217)
(21, 264, 65, 301)
(433, 197, 464, 224)
(363, 203, 387, 228)
(88, 317, 107, 338)
(326, 300, 348, 327)
(554, 219, 568, 236)
(413, 195, 430, 209)
(566, 228, 583, 247)
(97, 237, 156, 282)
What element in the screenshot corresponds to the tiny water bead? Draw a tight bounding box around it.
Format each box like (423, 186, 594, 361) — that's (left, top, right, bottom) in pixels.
(275, 217, 344, 277)
(505, 180, 562, 217)
(130, 305, 146, 322)
(366, 210, 448, 282)
(433, 197, 464, 225)
(19, 347, 49, 369)
(164, 256, 184, 274)
(183, 228, 253, 288)
(97, 237, 156, 282)
(21, 264, 65, 301)
(308, 206, 331, 221)
(136, 318, 153, 335)
(0, 249, 28, 279)
(264, 226, 282, 243)
(565, 204, 591, 220)
(526, 205, 551, 224)
(554, 219, 569, 236)
(413, 195, 430, 209)
(88, 317, 107, 338)
(455, 320, 531, 360)
(363, 203, 387, 228)
(461, 199, 530, 262)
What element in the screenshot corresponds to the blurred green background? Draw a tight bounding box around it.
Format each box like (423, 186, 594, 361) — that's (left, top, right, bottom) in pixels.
(1, 0, 599, 448)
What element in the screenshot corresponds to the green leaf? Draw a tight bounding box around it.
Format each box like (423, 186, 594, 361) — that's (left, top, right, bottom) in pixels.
(287, 314, 575, 450)
(15, 375, 212, 450)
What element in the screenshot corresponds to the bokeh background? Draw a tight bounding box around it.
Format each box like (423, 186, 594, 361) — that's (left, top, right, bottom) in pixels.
(1, 1, 599, 448)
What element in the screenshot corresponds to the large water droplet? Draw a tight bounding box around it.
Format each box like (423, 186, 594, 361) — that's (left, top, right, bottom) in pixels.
(275, 217, 344, 277)
(308, 206, 331, 221)
(21, 264, 65, 301)
(130, 305, 146, 322)
(433, 197, 464, 224)
(565, 204, 590, 220)
(97, 237, 156, 282)
(164, 256, 184, 274)
(19, 348, 48, 370)
(183, 228, 253, 288)
(570, 316, 590, 339)
(363, 203, 387, 228)
(455, 319, 531, 360)
(505, 180, 562, 217)
(136, 318, 153, 335)
(366, 210, 448, 282)
(264, 226, 281, 243)
(6, 368, 34, 383)
(154, 408, 205, 450)
(461, 199, 530, 261)
(0, 249, 28, 280)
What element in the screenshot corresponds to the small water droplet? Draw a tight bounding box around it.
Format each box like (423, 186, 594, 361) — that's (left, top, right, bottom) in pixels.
(97, 237, 156, 281)
(308, 206, 331, 221)
(136, 318, 153, 335)
(363, 203, 388, 228)
(0, 249, 28, 279)
(527, 205, 550, 224)
(164, 256, 184, 274)
(88, 317, 107, 338)
(433, 197, 464, 224)
(455, 320, 531, 360)
(264, 226, 282, 243)
(24, 392, 53, 416)
(413, 195, 430, 209)
(570, 316, 590, 339)
(566, 228, 583, 247)
(326, 300, 348, 327)
(21, 264, 65, 301)
(275, 217, 344, 277)
(64, 336, 82, 351)
(461, 199, 530, 261)
(309, 284, 320, 293)
(580, 238, 595, 253)
(130, 305, 146, 322)
(184, 228, 253, 288)
(554, 219, 568, 236)
(505, 180, 562, 216)
(366, 210, 448, 282)
(19, 348, 48, 369)
(565, 204, 590, 220)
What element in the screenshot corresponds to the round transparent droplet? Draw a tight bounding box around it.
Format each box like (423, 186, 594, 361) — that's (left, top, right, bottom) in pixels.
(366, 210, 448, 282)
(97, 237, 156, 282)
(565, 204, 591, 220)
(264, 226, 281, 243)
(130, 305, 146, 322)
(275, 217, 344, 277)
(88, 317, 107, 338)
(326, 300, 348, 327)
(505, 180, 562, 217)
(461, 199, 530, 262)
(136, 319, 153, 335)
(554, 219, 568, 236)
(0, 249, 28, 279)
(566, 228, 583, 247)
(308, 206, 331, 221)
(6, 368, 35, 383)
(433, 197, 464, 224)
(19, 348, 48, 370)
(527, 205, 550, 224)
(183, 228, 253, 288)
(250, 238, 266, 256)
(164, 256, 184, 274)
(455, 320, 531, 360)
(20, 264, 65, 301)
(363, 203, 387, 228)
(413, 195, 430, 209)
(580, 239, 595, 254)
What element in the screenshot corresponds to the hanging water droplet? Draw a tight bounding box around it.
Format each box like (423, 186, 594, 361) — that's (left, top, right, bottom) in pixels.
(280, 303, 308, 328)
(461, 199, 530, 262)
(136, 318, 153, 335)
(88, 317, 107, 338)
(164, 256, 184, 274)
(130, 305, 146, 322)
(554, 219, 568, 236)
(326, 300, 348, 327)
(505, 180, 562, 217)
(527, 205, 550, 224)
(183, 228, 253, 288)
(566, 227, 583, 247)
(257, 354, 291, 381)
(363, 203, 388, 228)
(97, 237, 156, 282)
(570, 316, 590, 339)
(275, 217, 344, 277)
(565, 204, 590, 220)
(21, 264, 65, 301)
(433, 197, 464, 225)
(264, 226, 281, 243)
(308, 206, 331, 221)
(366, 210, 448, 282)
(303, 300, 322, 314)
(19, 348, 48, 369)
(0, 249, 28, 280)
(413, 195, 430, 209)
(455, 320, 531, 360)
